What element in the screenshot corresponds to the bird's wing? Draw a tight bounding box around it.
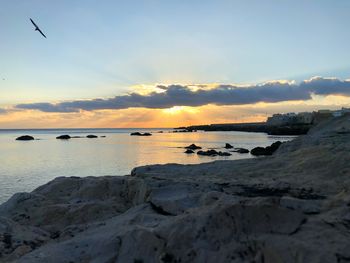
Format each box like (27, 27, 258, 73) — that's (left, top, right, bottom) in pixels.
(30, 18, 38, 29)
(37, 28, 47, 38)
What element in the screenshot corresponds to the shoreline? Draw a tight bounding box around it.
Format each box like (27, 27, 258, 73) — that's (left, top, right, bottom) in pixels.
(0, 116, 349, 262)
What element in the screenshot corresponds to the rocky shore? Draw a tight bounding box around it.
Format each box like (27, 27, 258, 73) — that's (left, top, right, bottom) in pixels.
(1, 116, 350, 262)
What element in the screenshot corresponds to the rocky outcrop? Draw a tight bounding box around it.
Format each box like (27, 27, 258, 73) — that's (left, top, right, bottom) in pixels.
(184, 149, 195, 154)
(251, 141, 282, 156)
(86, 135, 98, 138)
(56, 135, 71, 140)
(1, 116, 350, 262)
(15, 135, 34, 141)
(130, 132, 152, 136)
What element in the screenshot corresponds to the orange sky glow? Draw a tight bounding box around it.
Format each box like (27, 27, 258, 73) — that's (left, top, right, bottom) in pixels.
(1, 94, 349, 128)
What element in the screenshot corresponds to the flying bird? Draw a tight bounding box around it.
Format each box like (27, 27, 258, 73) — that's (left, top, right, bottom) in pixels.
(30, 18, 47, 38)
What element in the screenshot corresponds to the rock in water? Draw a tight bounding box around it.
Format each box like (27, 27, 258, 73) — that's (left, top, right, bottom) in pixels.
(232, 148, 249, 153)
(250, 147, 266, 156)
(224, 143, 234, 149)
(184, 149, 195, 154)
(86, 135, 98, 138)
(219, 152, 231, 156)
(130, 132, 152, 136)
(197, 150, 231, 156)
(185, 144, 202, 150)
(15, 135, 34, 141)
(56, 135, 71, 140)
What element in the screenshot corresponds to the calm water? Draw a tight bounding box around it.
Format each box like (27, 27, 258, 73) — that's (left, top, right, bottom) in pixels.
(0, 128, 295, 203)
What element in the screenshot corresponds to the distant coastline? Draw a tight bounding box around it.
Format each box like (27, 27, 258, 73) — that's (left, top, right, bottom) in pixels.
(177, 122, 311, 135)
(179, 108, 350, 135)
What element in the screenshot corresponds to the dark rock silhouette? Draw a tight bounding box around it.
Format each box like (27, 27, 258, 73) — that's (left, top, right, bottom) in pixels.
(251, 141, 282, 156)
(224, 143, 234, 149)
(130, 132, 152, 136)
(197, 150, 231, 156)
(184, 149, 195, 154)
(250, 147, 266, 156)
(185, 144, 202, 150)
(232, 148, 249, 154)
(86, 135, 98, 138)
(15, 135, 34, 141)
(56, 135, 71, 140)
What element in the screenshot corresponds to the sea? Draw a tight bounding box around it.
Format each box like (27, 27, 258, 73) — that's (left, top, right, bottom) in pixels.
(0, 128, 296, 203)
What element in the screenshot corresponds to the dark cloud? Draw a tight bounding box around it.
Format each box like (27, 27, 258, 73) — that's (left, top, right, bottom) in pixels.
(0, 108, 7, 114)
(300, 77, 350, 96)
(15, 77, 350, 113)
(15, 103, 79, 113)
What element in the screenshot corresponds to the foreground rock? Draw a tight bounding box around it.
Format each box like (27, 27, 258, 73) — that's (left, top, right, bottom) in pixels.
(86, 135, 98, 138)
(15, 135, 34, 141)
(1, 116, 350, 262)
(130, 132, 152, 136)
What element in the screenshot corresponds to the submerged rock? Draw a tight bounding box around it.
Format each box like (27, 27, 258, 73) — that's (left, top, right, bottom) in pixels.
(184, 149, 195, 154)
(56, 135, 71, 140)
(15, 135, 34, 141)
(86, 135, 98, 138)
(185, 144, 202, 150)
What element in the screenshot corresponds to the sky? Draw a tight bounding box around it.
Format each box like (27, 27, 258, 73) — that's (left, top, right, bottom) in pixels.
(0, 0, 350, 128)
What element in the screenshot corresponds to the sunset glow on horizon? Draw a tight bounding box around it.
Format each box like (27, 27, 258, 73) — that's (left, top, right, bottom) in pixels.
(1, 1, 350, 128)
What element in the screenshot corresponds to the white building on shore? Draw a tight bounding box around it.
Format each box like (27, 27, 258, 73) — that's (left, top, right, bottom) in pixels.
(267, 108, 350, 126)
(332, 107, 350, 117)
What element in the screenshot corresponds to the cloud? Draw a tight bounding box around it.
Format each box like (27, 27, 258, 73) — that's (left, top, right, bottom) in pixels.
(15, 103, 79, 113)
(15, 77, 350, 113)
(300, 77, 350, 96)
(0, 108, 7, 114)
